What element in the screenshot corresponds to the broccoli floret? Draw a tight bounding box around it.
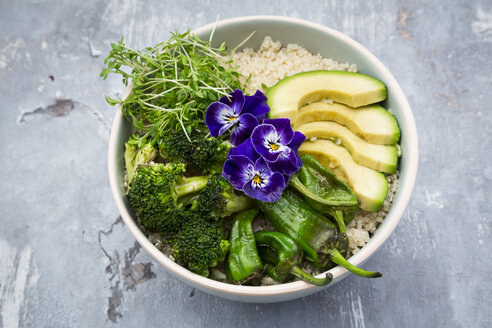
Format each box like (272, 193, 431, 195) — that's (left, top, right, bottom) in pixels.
(128, 161, 255, 276)
(159, 128, 231, 174)
(197, 176, 254, 219)
(125, 135, 157, 184)
(128, 163, 208, 233)
(171, 213, 230, 276)
(169, 177, 251, 276)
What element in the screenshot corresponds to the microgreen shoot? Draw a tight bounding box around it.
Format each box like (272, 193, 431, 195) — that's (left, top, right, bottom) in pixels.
(101, 30, 244, 144)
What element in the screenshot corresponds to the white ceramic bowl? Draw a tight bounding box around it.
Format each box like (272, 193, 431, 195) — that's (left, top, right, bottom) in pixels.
(108, 16, 418, 303)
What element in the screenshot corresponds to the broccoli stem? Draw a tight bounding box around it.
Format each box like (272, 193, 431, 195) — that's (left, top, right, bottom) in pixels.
(222, 193, 255, 218)
(175, 176, 209, 198)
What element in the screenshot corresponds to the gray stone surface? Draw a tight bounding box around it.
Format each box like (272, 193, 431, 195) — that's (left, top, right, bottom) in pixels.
(0, 0, 491, 327)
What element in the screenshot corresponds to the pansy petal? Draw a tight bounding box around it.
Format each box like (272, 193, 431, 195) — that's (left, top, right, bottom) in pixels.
(222, 155, 254, 190)
(229, 138, 259, 162)
(266, 147, 302, 175)
(254, 89, 267, 101)
(219, 89, 245, 115)
(295, 154, 303, 170)
(230, 113, 259, 146)
(287, 131, 306, 152)
(263, 118, 294, 145)
(255, 113, 266, 123)
(254, 157, 270, 172)
(251, 124, 283, 162)
(243, 94, 270, 118)
(205, 101, 235, 137)
(218, 120, 236, 136)
(242, 169, 285, 202)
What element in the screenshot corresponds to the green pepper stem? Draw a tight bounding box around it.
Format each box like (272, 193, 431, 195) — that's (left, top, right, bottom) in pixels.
(333, 210, 346, 233)
(328, 249, 382, 278)
(290, 266, 333, 286)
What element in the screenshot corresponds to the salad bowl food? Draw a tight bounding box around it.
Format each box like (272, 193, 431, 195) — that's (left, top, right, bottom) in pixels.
(107, 16, 418, 302)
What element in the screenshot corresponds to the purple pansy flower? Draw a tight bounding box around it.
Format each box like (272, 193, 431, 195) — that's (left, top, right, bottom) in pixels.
(251, 118, 306, 175)
(208, 94, 307, 202)
(205, 89, 269, 146)
(222, 139, 285, 202)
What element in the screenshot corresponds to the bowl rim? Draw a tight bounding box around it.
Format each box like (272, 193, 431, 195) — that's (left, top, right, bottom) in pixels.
(108, 15, 419, 297)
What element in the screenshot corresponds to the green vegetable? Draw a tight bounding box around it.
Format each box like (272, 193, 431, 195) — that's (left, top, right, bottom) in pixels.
(258, 190, 382, 278)
(289, 154, 358, 233)
(170, 176, 253, 276)
(195, 176, 254, 219)
(100, 31, 243, 144)
(128, 164, 252, 231)
(124, 135, 157, 184)
(254, 231, 332, 286)
(127, 162, 208, 233)
(128, 167, 252, 276)
(159, 128, 232, 175)
(171, 213, 230, 277)
(226, 209, 263, 284)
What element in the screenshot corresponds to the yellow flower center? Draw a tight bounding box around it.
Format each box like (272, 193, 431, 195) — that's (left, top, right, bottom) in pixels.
(253, 174, 262, 184)
(269, 143, 279, 151)
(228, 116, 237, 122)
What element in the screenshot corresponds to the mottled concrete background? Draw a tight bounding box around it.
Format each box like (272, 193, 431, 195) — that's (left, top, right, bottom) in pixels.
(0, 0, 491, 327)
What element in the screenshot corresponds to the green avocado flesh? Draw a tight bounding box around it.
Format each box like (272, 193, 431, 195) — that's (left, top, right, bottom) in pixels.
(293, 102, 400, 145)
(266, 70, 387, 121)
(299, 139, 389, 212)
(297, 121, 398, 174)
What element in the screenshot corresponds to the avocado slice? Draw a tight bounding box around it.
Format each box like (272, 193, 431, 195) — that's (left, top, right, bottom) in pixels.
(299, 139, 388, 212)
(266, 70, 387, 121)
(297, 121, 398, 174)
(293, 102, 400, 145)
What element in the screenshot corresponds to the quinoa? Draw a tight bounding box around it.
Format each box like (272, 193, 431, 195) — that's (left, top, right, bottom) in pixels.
(227, 36, 357, 95)
(346, 171, 399, 256)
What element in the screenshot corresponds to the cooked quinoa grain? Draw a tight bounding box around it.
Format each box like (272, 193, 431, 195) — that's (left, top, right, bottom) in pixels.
(227, 36, 357, 95)
(346, 171, 399, 256)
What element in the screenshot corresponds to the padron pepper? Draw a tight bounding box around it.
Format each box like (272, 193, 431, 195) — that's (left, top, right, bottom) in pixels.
(289, 154, 359, 233)
(258, 190, 381, 278)
(255, 231, 332, 286)
(226, 208, 263, 284)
